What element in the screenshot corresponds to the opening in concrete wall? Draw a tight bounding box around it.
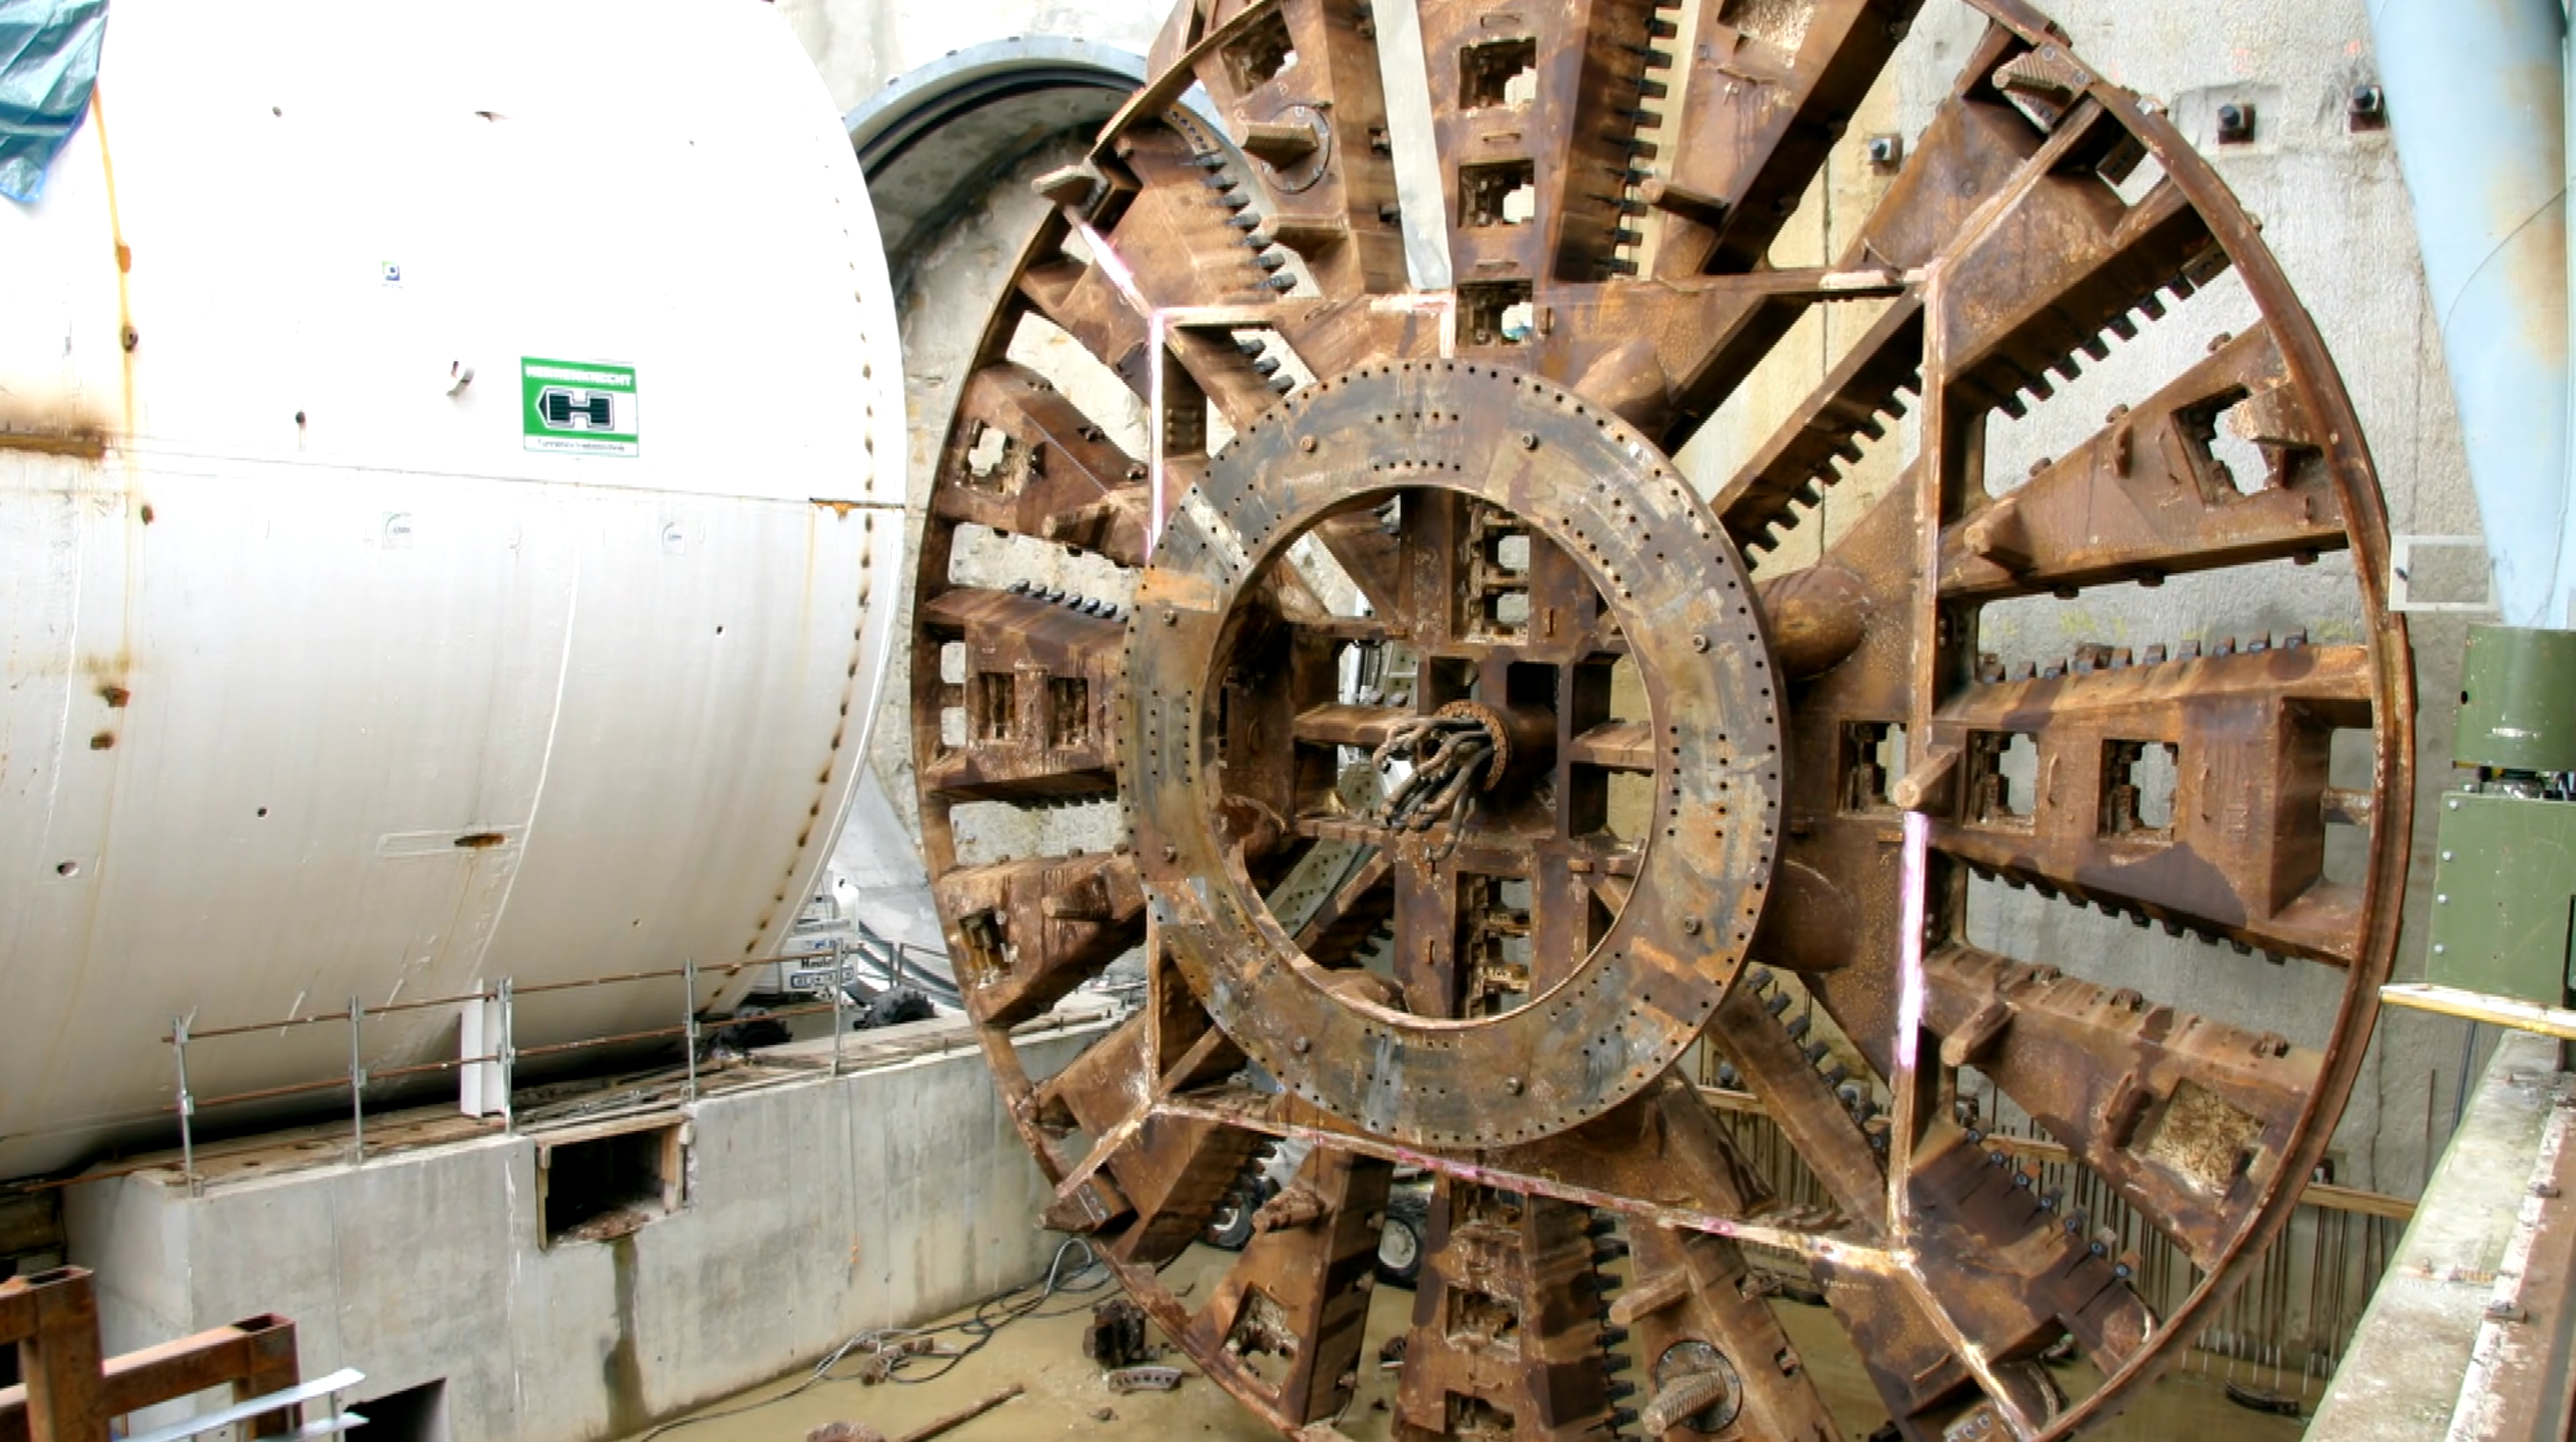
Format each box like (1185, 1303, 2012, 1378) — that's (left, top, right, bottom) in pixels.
(541, 1122, 685, 1246)
(353, 1380, 449, 1442)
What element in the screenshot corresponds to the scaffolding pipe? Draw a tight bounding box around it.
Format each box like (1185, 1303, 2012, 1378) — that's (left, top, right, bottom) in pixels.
(2367, 0, 2572, 626)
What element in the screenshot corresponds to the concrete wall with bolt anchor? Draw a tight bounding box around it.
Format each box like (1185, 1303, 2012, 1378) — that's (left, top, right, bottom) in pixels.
(60, 1018, 1108, 1442)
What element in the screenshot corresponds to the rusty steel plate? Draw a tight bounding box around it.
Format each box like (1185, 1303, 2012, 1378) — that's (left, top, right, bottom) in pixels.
(1130, 363, 1780, 1149)
(907, 0, 2415, 1438)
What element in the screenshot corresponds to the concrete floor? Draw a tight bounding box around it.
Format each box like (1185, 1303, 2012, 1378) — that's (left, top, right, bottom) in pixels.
(636, 1247, 2314, 1442)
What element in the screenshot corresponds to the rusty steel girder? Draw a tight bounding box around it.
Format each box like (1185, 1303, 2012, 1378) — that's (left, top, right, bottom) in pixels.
(908, 1, 2413, 1438)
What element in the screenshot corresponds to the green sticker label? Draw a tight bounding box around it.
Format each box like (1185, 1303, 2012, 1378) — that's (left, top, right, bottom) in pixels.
(521, 357, 638, 456)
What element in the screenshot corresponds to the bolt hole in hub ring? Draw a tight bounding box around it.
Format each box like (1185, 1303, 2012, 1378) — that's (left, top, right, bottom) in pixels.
(1129, 364, 1782, 1149)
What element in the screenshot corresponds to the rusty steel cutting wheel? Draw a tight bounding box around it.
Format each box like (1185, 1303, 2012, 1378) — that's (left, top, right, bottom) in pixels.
(909, 1, 2413, 1438)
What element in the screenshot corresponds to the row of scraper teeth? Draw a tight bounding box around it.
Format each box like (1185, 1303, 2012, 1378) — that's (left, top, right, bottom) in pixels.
(1737, 965, 1886, 1150)
(1744, 255, 2220, 556)
(1586, 1207, 1643, 1438)
(1741, 369, 1921, 557)
(1192, 150, 1304, 325)
(1963, 858, 2293, 962)
(1596, 1, 1681, 281)
(1973, 629, 2309, 684)
(1004, 577, 1122, 621)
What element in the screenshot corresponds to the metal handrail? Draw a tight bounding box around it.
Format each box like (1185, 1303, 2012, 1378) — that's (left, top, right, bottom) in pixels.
(157, 951, 860, 1194)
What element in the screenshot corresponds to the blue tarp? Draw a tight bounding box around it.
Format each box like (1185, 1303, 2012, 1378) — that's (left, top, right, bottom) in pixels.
(1, 0, 107, 204)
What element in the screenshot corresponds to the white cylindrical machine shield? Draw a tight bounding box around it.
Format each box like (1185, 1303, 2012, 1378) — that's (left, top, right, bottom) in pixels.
(0, 0, 908, 1179)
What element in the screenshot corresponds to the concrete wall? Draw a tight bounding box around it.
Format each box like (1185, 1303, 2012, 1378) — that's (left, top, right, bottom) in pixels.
(63, 1024, 1102, 1442)
(816, 0, 2496, 1199)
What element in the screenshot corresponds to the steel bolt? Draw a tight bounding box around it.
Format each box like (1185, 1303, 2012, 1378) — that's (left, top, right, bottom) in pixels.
(1690, 633, 1710, 653)
(1681, 916, 1702, 936)
(1519, 432, 1539, 449)
(1503, 1077, 1524, 1095)
(1300, 436, 1318, 453)
(1163, 611, 1178, 626)
(2215, 102, 2254, 144)
(1865, 133, 1902, 169)
(1162, 845, 1178, 863)
(1293, 1037, 1312, 1055)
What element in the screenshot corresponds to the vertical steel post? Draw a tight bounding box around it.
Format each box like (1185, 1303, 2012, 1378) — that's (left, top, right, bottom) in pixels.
(172, 1014, 199, 1196)
(347, 995, 366, 1164)
(682, 958, 699, 1104)
(498, 976, 517, 1134)
(831, 946, 847, 1078)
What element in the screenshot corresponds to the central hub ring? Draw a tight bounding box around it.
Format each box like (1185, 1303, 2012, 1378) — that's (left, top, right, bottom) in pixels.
(1126, 363, 1782, 1148)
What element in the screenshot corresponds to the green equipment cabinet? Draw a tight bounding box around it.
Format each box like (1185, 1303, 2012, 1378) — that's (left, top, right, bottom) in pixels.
(2423, 626, 2576, 1007)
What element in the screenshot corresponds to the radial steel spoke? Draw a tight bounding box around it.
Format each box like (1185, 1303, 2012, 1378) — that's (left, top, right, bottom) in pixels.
(1039, 1013, 1267, 1259)
(1621, 1224, 1847, 1439)
(1717, 299, 1925, 551)
(1395, 1184, 1627, 1440)
(1654, 0, 1928, 276)
(1936, 323, 2349, 598)
(931, 851, 1144, 1027)
(1936, 152, 2224, 420)
(914, 587, 1122, 802)
(1926, 644, 2377, 963)
(1147, 0, 1408, 298)
(1416, 0, 1673, 292)
(931, 362, 1154, 567)
(1707, 971, 1890, 1234)
(1921, 943, 2319, 1272)
(1287, 850, 1394, 960)
(1182, 1140, 1396, 1424)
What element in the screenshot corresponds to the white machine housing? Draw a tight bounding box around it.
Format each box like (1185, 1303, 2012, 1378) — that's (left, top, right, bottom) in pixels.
(0, 0, 908, 1179)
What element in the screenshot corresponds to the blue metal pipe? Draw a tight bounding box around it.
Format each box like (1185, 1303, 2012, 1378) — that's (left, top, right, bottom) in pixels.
(2367, 0, 2570, 626)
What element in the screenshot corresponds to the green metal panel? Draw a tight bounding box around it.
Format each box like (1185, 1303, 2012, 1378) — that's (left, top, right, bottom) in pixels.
(2426, 790, 2576, 1003)
(2457, 626, 2576, 773)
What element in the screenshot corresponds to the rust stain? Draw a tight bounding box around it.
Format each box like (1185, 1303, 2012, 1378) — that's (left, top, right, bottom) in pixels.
(451, 831, 507, 850)
(91, 87, 136, 443)
(0, 423, 109, 460)
(811, 497, 862, 516)
(0, 381, 114, 461)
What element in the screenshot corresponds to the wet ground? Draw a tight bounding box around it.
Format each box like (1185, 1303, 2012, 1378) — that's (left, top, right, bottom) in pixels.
(631, 1246, 2313, 1442)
